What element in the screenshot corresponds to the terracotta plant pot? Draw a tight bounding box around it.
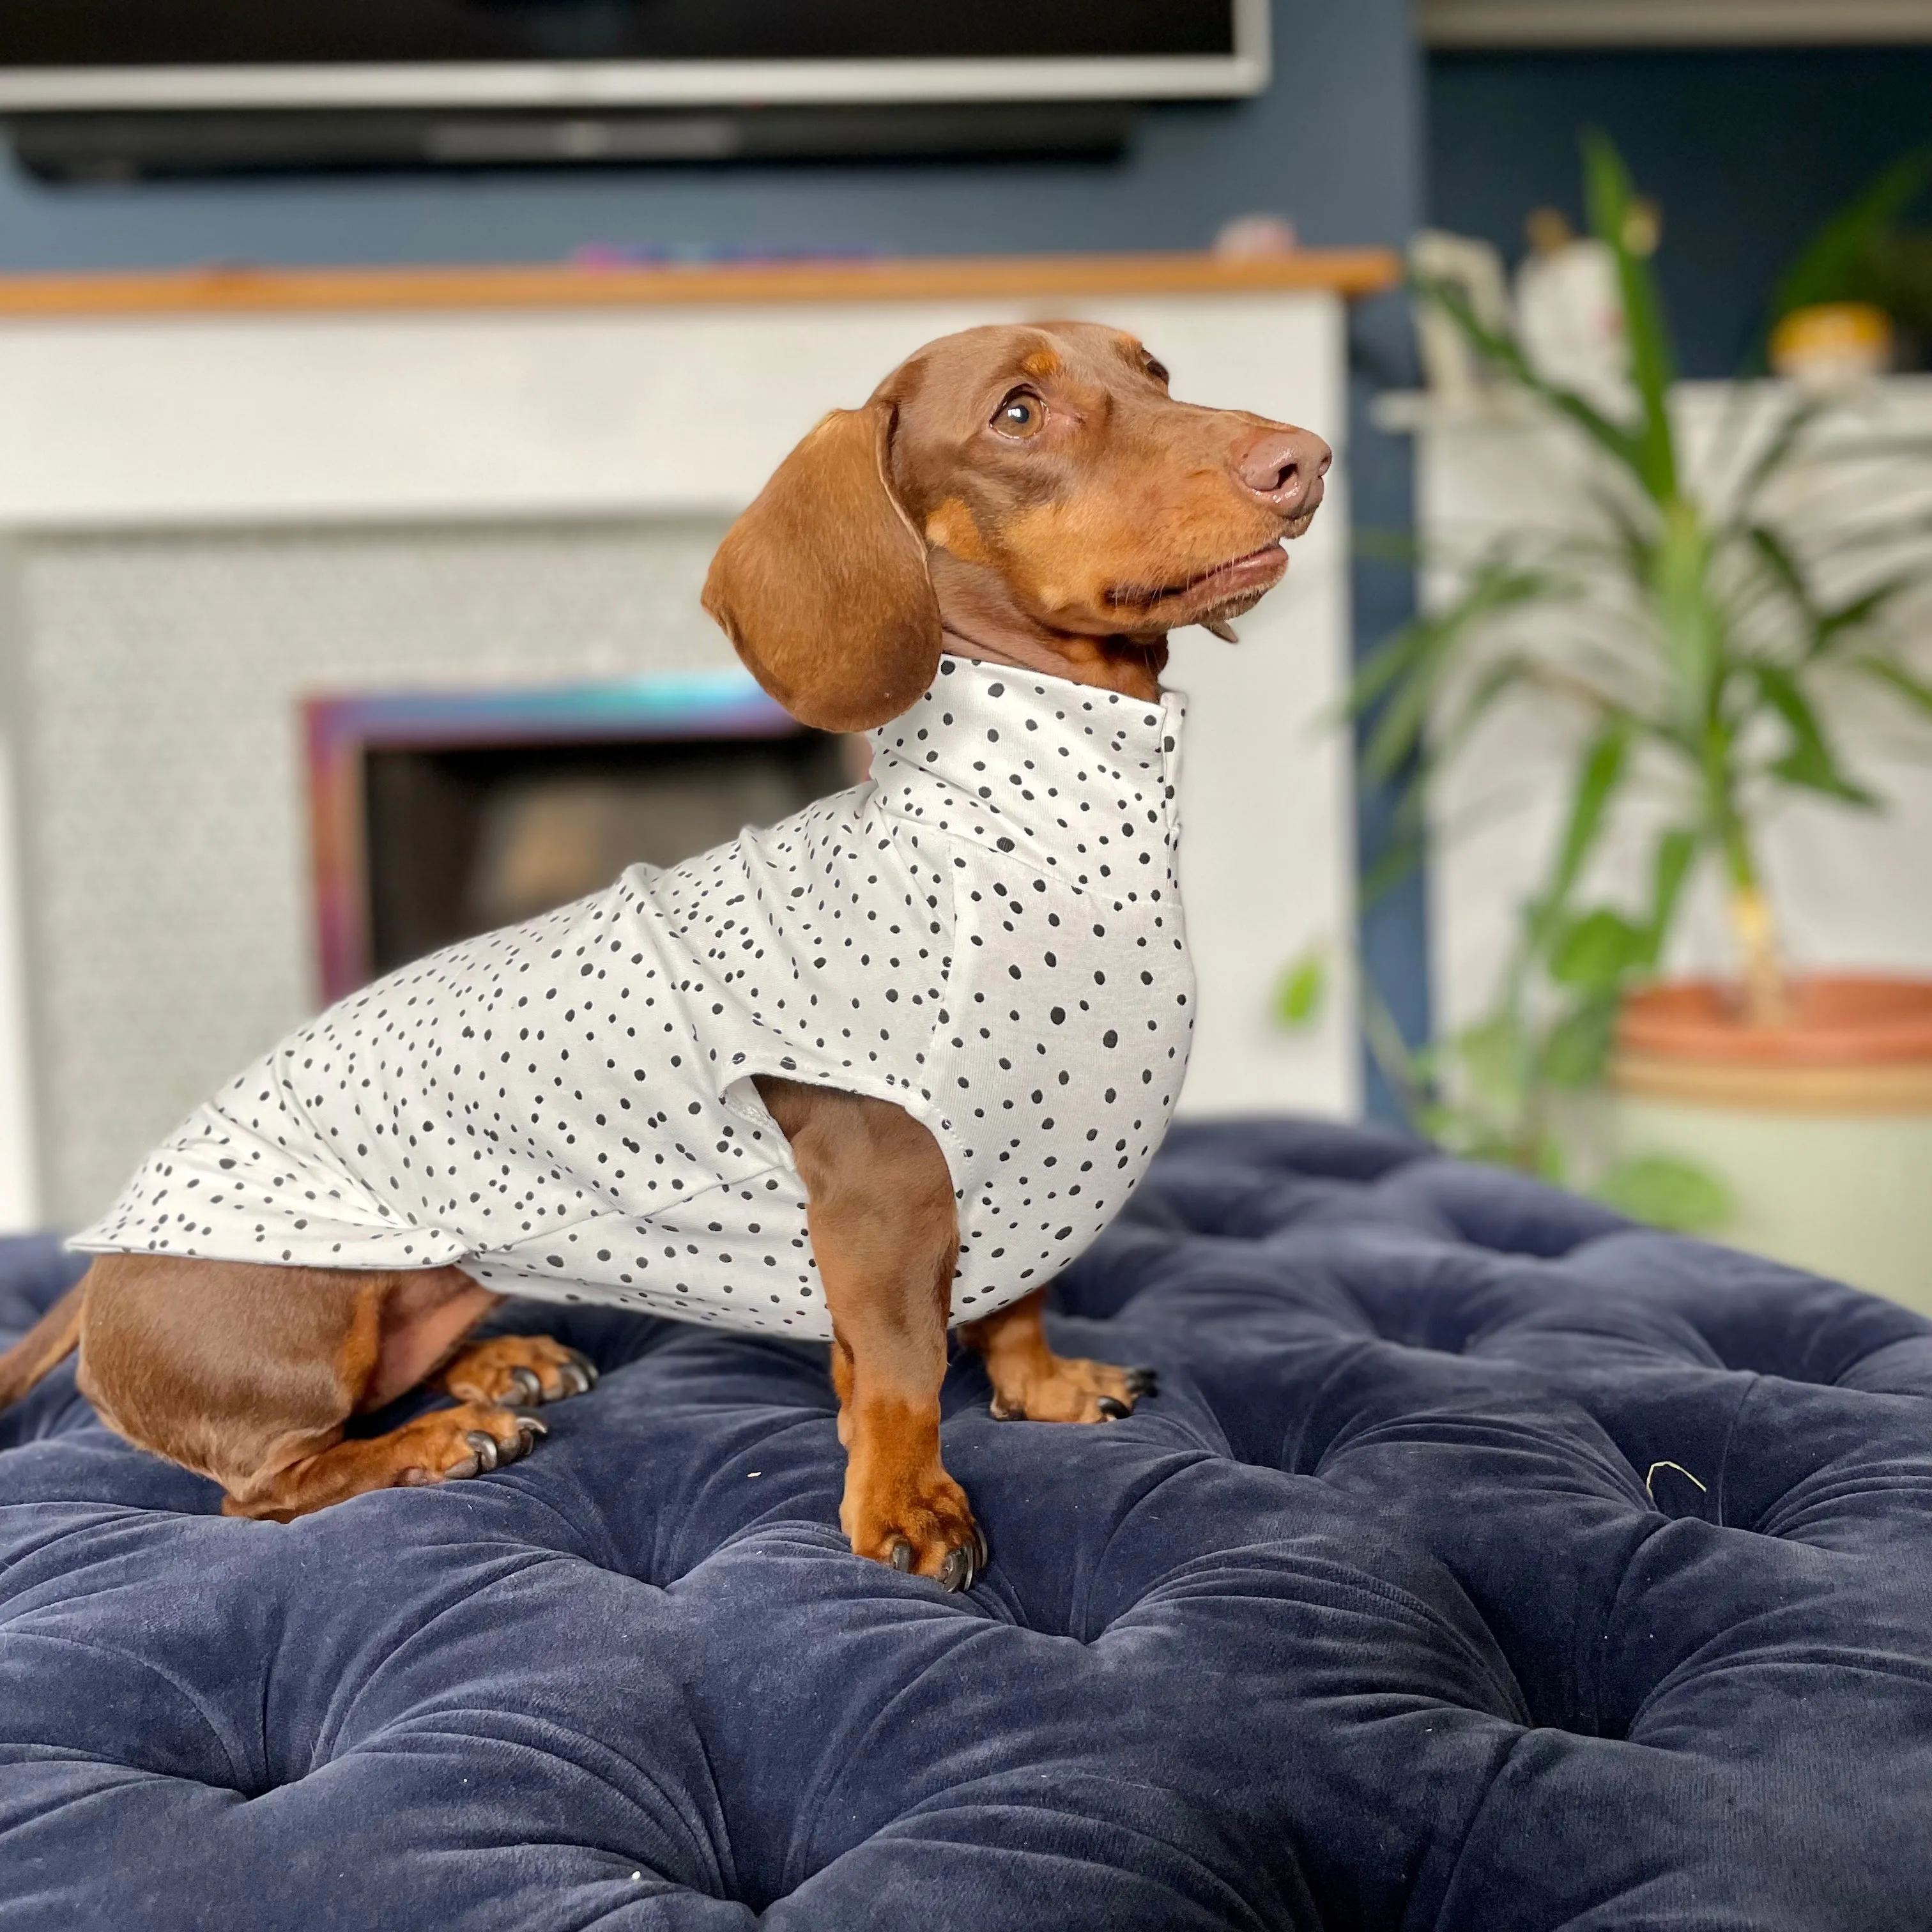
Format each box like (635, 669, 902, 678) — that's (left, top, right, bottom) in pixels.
(1611, 976, 1932, 1308)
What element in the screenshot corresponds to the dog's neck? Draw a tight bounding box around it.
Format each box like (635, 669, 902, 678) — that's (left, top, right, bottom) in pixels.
(928, 544, 1170, 702)
(937, 623, 1169, 703)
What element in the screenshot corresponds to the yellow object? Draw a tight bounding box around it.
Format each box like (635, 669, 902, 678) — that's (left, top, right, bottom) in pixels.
(1769, 303, 1894, 383)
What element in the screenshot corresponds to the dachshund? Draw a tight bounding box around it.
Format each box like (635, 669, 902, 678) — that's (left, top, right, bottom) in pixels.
(0, 321, 1327, 1592)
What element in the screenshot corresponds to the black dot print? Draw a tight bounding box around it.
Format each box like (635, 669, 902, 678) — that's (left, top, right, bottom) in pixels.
(72, 658, 1197, 1340)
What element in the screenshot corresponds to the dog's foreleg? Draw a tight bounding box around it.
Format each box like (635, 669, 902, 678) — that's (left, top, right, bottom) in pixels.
(755, 1077, 984, 1591)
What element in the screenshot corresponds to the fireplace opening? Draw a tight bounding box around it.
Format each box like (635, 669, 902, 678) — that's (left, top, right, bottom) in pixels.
(364, 733, 848, 979)
(306, 672, 855, 1001)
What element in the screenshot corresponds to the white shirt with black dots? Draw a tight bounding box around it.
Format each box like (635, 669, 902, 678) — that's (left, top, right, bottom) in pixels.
(72, 657, 1195, 1340)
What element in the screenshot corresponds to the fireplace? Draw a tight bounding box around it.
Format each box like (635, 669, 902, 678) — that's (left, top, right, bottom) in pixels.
(305, 672, 858, 1000)
(0, 260, 1361, 1231)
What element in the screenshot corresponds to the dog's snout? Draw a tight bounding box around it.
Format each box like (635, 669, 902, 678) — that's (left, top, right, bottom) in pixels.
(1232, 426, 1333, 514)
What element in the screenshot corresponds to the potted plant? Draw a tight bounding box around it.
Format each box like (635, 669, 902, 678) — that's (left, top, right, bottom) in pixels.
(1348, 135, 1932, 1301)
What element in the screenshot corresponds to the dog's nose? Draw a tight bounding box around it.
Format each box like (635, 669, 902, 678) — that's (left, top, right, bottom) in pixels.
(1232, 426, 1332, 515)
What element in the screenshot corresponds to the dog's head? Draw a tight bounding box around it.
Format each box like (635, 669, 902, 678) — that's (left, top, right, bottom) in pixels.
(702, 319, 1331, 731)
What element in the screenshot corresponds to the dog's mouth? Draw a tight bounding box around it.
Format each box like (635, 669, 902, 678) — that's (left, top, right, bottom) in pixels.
(1105, 539, 1291, 624)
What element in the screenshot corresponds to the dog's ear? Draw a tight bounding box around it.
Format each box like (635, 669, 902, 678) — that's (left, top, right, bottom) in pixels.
(703, 401, 941, 733)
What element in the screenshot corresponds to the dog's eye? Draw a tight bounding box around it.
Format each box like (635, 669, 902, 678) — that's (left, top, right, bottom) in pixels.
(992, 389, 1045, 438)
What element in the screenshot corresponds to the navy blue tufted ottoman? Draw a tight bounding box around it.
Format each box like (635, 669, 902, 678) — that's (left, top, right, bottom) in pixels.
(4, 1117, 1931, 1929)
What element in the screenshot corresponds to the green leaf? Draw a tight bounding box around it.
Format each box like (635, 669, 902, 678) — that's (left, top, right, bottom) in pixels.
(1651, 501, 1723, 728)
(1581, 476, 1661, 580)
(1349, 612, 1448, 717)
(1526, 718, 1631, 953)
(1358, 832, 1427, 908)
(1530, 1136, 1570, 1185)
(1867, 226, 1932, 327)
(1582, 130, 1680, 503)
(1725, 392, 1830, 525)
(1349, 558, 1565, 783)
(1814, 575, 1918, 656)
(1432, 632, 1630, 758)
(1454, 1012, 1526, 1110)
(1767, 146, 1932, 334)
(1412, 270, 1652, 486)
(1645, 825, 1700, 959)
(1273, 950, 1327, 1030)
(1597, 1154, 1734, 1233)
(1360, 645, 1449, 785)
(1541, 995, 1618, 1088)
(1359, 972, 1433, 1131)
(1381, 650, 1586, 873)
(1353, 525, 1427, 569)
(1752, 663, 1881, 807)
(1744, 526, 1920, 663)
(1550, 909, 1652, 992)
(1429, 656, 1535, 767)
(1857, 654, 1932, 717)
(1745, 522, 1809, 613)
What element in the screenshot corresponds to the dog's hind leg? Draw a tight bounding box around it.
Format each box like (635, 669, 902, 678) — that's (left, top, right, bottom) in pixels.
(77, 1253, 543, 1521)
(959, 1287, 1156, 1423)
(756, 1077, 985, 1591)
(435, 1334, 597, 1409)
(220, 1400, 549, 1522)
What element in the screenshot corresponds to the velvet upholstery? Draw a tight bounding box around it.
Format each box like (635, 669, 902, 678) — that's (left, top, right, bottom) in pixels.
(3, 1117, 1929, 1928)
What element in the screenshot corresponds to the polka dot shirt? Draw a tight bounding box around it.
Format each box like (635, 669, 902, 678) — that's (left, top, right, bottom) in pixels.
(72, 657, 1196, 1340)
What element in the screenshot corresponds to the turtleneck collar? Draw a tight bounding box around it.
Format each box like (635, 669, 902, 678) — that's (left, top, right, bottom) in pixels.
(864, 654, 1187, 881)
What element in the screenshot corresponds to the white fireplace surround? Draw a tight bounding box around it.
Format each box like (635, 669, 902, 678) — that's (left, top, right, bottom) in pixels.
(0, 280, 1356, 1231)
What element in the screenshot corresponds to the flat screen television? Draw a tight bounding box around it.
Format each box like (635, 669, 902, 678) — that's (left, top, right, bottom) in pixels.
(0, 2, 1268, 111)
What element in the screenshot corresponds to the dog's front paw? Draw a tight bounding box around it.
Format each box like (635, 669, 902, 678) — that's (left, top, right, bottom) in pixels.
(987, 1354, 1156, 1424)
(438, 1335, 597, 1407)
(843, 1466, 987, 1593)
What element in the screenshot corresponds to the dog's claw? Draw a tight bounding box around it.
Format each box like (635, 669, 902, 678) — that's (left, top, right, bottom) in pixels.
(507, 1367, 543, 1405)
(488, 1410, 546, 1468)
(989, 1395, 1025, 1422)
(1124, 1368, 1158, 1397)
(562, 1351, 598, 1395)
(464, 1429, 500, 1471)
(939, 1545, 973, 1593)
(890, 1539, 915, 1573)
(1096, 1396, 1130, 1420)
(972, 1524, 990, 1573)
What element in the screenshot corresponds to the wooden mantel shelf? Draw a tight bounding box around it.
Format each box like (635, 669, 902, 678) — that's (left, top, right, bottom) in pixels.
(0, 249, 1399, 320)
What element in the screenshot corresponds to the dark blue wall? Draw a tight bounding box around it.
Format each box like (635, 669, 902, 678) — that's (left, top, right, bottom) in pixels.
(1429, 45, 1932, 377)
(0, 0, 1427, 1113)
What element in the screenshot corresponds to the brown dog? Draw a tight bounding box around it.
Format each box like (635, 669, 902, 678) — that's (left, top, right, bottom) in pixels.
(0, 322, 1326, 1590)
